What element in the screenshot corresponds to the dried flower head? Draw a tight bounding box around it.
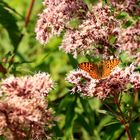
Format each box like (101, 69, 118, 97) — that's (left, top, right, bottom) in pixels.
(0, 73, 54, 140)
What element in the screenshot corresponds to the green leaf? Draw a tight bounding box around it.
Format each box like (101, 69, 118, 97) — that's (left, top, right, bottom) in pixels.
(0, 3, 21, 49)
(130, 122, 140, 139)
(64, 95, 77, 139)
(109, 35, 117, 45)
(68, 18, 81, 29)
(116, 11, 128, 19)
(57, 94, 75, 114)
(0, 0, 22, 17)
(123, 20, 133, 28)
(119, 51, 133, 67)
(68, 54, 78, 69)
(52, 123, 63, 138)
(75, 113, 93, 136)
(96, 115, 113, 132)
(102, 123, 124, 140)
(0, 135, 5, 140)
(46, 36, 62, 51)
(80, 98, 95, 133)
(84, 0, 98, 9)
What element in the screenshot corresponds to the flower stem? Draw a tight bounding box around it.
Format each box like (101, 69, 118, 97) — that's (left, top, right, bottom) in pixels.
(24, 0, 35, 27)
(114, 94, 132, 140)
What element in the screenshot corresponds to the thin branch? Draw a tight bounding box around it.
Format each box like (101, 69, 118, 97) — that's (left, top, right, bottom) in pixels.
(103, 103, 120, 119)
(24, 0, 35, 27)
(118, 92, 123, 105)
(114, 94, 132, 140)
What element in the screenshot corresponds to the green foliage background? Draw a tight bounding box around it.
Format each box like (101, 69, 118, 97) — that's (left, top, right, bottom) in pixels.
(0, 0, 140, 140)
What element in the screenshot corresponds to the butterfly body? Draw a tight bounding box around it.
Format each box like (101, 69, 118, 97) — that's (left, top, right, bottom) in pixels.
(78, 59, 120, 79)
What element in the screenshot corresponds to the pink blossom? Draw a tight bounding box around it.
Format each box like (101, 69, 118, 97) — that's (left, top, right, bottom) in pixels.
(118, 21, 140, 57)
(0, 73, 54, 140)
(66, 65, 140, 100)
(110, 0, 140, 16)
(129, 65, 140, 89)
(35, 0, 87, 44)
(60, 2, 139, 59)
(43, 0, 64, 6)
(36, 1, 139, 61)
(60, 3, 121, 58)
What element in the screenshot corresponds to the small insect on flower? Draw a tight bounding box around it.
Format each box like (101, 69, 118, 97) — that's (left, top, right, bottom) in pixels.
(78, 59, 120, 79)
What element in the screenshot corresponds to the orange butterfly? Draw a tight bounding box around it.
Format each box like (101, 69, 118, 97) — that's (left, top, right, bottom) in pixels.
(78, 59, 120, 79)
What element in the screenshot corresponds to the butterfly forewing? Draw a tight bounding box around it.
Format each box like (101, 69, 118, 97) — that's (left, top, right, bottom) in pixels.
(78, 62, 100, 79)
(78, 59, 119, 79)
(102, 59, 120, 78)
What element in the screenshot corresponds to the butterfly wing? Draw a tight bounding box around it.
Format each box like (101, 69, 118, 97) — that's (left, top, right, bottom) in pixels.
(102, 59, 120, 78)
(78, 62, 100, 79)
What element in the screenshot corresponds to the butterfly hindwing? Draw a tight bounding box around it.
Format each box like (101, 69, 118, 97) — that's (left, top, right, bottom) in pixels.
(102, 59, 120, 78)
(78, 62, 100, 79)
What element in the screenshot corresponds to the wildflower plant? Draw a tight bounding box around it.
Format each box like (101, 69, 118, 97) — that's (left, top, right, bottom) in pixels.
(35, 0, 140, 139)
(0, 0, 140, 140)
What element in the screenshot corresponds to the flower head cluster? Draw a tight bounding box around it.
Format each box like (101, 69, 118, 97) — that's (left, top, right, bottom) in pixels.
(118, 21, 140, 54)
(35, 1, 140, 100)
(0, 73, 54, 140)
(66, 64, 140, 100)
(35, 0, 87, 44)
(36, 1, 139, 59)
(60, 3, 121, 58)
(110, 0, 140, 16)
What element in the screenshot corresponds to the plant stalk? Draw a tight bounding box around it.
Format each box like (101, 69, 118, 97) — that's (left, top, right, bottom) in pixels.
(114, 94, 132, 140)
(24, 0, 35, 27)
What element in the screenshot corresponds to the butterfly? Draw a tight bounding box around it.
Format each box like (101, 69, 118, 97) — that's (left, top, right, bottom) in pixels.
(78, 59, 120, 79)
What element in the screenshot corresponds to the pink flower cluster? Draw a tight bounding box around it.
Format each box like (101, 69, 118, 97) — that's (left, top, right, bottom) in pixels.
(66, 65, 140, 100)
(35, 0, 87, 44)
(35, 0, 140, 100)
(60, 3, 120, 58)
(35, 1, 139, 59)
(110, 0, 140, 16)
(0, 73, 54, 140)
(117, 21, 140, 60)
